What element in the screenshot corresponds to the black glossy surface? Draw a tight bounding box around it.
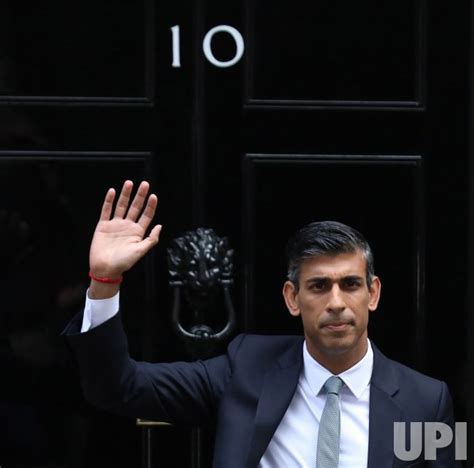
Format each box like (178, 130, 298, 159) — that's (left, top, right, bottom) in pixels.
(249, 0, 420, 103)
(0, 0, 471, 466)
(0, 1, 147, 98)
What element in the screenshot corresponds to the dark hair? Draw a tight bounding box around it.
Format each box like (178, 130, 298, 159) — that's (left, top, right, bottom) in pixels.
(285, 220, 375, 289)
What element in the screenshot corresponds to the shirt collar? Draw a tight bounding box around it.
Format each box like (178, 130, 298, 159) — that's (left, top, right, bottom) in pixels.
(302, 339, 374, 399)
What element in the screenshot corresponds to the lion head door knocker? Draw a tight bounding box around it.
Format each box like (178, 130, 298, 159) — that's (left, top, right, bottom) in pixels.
(167, 228, 236, 357)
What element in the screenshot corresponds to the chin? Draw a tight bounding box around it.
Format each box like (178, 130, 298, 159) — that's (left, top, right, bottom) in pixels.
(319, 336, 360, 355)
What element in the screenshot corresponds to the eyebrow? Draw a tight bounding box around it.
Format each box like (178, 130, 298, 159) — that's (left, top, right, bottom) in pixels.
(305, 275, 364, 285)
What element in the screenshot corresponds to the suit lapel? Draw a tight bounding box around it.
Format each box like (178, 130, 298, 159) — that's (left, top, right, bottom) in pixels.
(367, 344, 402, 468)
(246, 338, 303, 468)
(245, 340, 403, 468)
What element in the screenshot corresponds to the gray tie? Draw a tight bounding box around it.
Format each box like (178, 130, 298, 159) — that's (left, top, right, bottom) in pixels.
(316, 376, 344, 468)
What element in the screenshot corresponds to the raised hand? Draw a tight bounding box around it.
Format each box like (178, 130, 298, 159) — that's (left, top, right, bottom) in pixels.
(89, 180, 162, 288)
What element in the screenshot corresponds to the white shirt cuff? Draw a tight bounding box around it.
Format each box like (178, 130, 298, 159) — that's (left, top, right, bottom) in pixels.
(81, 290, 120, 333)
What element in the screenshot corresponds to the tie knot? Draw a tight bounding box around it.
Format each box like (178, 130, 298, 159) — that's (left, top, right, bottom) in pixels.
(324, 376, 343, 395)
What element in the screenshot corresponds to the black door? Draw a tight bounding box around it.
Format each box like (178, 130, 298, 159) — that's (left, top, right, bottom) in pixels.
(0, 1, 471, 466)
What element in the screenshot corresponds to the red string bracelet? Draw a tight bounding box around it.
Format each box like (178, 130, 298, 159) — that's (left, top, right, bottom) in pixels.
(88, 271, 123, 284)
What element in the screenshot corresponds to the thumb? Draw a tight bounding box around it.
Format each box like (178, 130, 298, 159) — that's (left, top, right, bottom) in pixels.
(132, 225, 162, 262)
(148, 224, 162, 244)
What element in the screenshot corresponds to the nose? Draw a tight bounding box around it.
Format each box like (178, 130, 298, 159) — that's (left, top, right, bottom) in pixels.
(327, 284, 346, 312)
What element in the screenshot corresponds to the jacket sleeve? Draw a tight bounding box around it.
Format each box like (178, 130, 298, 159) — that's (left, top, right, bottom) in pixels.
(63, 311, 244, 427)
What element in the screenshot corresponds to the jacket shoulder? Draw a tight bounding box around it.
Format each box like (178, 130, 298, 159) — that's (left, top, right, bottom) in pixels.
(225, 333, 303, 369)
(381, 353, 446, 390)
(372, 344, 451, 418)
(227, 333, 302, 354)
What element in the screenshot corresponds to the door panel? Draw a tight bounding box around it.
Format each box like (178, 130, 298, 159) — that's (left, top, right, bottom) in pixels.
(2, 0, 151, 101)
(242, 154, 423, 367)
(246, 0, 424, 107)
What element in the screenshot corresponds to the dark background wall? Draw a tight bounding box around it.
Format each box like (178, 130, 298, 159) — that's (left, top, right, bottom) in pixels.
(0, 1, 472, 466)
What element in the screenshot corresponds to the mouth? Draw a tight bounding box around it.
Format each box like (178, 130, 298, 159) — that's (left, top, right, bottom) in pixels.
(323, 322, 351, 332)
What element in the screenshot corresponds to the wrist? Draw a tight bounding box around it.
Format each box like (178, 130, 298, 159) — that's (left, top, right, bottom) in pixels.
(88, 270, 123, 300)
(88, 280, 121, 299)
(88, 270, 123, 284)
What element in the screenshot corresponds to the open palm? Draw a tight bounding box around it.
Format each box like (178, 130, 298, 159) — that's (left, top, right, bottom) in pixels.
(89, 180, 162, 278)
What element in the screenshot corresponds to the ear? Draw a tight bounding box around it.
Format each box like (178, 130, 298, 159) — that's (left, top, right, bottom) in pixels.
(368, 276, 381, 312)
(283, 281, 301, 317)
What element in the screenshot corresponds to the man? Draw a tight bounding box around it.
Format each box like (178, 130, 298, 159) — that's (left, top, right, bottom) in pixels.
(64, 180, 459, 467)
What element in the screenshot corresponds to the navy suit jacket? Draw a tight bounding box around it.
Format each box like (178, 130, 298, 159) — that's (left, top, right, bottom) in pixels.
(64, 312, 460, 467)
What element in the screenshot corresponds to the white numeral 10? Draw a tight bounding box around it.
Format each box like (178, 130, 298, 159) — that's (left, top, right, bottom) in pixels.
(171, 25, 245, 68)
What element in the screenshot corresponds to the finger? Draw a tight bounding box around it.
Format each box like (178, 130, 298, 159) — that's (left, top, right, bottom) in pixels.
(137, 193, 158, 230)
(113, 180, 134, 218)
(99, 188, 116, 221)
(126, 181, 150, 221)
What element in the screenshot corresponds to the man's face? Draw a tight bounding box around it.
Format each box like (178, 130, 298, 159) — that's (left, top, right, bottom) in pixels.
(283, 250, 381, 371)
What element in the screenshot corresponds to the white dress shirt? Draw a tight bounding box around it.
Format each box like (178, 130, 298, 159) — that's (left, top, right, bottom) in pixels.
(82, 293, 372, 467)
(81, 290, 119, 332)
(258, 341, 372, 468)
